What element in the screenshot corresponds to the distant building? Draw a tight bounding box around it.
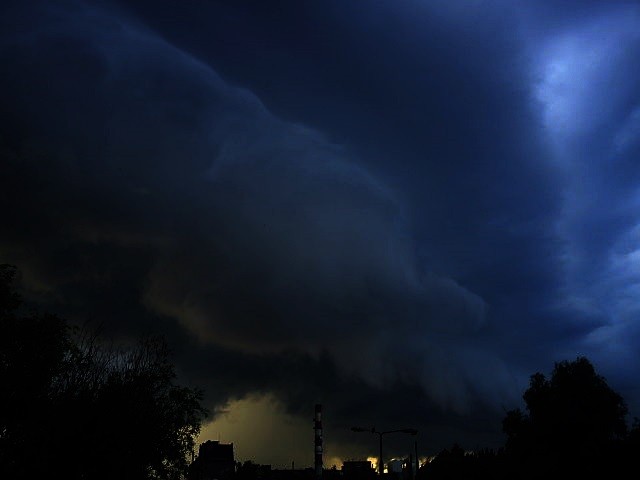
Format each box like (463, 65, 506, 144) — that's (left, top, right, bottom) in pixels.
(271, 466, 316, 480)
(342, 461, 375, 480)
(385, 457, 413, 480)
(236, 460, 273, 480)
(188, 440, 235, 480)
(387, 459, 403, 474)
(323, 466, 342, 480)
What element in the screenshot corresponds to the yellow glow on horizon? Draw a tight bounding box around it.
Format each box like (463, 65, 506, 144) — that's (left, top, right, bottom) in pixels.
(325, 456, 343, 469)
(420, 456, 434, 466)
(197, 395, 382, 470)
(197, 394, 312, 468)
(366, 456, 378, 471)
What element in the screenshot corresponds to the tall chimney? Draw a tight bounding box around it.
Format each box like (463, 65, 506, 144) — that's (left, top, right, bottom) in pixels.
(314, 404, 323, 480)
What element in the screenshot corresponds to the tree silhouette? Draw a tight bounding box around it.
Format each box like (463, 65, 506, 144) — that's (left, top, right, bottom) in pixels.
(0, 265, 71, 477)
(417, 444, 503, 480)
(58, 335, 208, 480)
(0, 264, 208, 479)
(503, 356, 628, 478)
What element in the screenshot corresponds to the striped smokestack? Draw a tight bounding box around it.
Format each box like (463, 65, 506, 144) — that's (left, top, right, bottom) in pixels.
(314, 404, 323, 480)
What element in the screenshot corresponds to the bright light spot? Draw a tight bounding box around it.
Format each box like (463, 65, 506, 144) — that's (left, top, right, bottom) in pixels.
(536, 32, 609, 137)
(533, 9, 640, 144)
(325, 456, 343, 469)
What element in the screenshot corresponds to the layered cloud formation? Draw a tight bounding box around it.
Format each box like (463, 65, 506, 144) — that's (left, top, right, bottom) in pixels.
(3, 0, 640, 463)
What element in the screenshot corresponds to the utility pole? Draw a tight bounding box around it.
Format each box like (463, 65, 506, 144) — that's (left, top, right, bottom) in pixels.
(351, 427, 418, 477)
(379, 431, 383, 476)
(315, 404, 323, 480)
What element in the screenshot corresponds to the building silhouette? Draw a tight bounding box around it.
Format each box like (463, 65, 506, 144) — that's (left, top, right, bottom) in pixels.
(188, 440, 235, 480)
(342, 461, 376, 480)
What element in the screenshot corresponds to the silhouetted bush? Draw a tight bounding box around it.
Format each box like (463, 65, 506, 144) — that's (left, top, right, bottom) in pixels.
(0, 264, 208, 480)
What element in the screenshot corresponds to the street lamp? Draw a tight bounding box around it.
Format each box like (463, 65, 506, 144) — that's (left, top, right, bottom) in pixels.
(351, 427, 417, 476)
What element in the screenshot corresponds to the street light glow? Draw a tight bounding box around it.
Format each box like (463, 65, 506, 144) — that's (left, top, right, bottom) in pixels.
(350, 426, 418, 476)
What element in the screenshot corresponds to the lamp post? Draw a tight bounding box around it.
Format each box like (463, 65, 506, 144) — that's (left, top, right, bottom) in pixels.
(351, 427, 417, 476)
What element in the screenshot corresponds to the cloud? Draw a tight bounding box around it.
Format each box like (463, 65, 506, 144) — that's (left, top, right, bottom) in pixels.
(525, 3, 640, 403)
(11, 0, 640, 460)
(533, 6, 640, 144)
(0, 0, 515, 437)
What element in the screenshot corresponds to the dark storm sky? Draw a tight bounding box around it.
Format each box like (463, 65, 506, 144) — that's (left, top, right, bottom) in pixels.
(3, 0, 640, 466)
